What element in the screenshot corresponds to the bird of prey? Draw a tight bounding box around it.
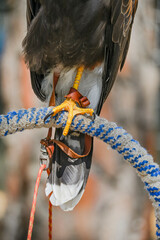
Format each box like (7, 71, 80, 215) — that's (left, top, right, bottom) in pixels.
(23, 0, 138, 211)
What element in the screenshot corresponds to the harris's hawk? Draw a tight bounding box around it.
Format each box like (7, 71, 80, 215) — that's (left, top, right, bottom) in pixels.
(23, 0, 138, 211)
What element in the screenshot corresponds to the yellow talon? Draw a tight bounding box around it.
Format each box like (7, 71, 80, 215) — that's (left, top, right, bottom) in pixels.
(44, 66, 94, 136)
(49, 98, 93, 136)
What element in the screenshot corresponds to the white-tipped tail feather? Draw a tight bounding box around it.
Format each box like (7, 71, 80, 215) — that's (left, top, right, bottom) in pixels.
(45, 181, 84, 211)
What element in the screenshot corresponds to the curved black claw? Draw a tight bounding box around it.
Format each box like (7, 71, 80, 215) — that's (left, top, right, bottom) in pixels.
(60, 134, 65, 141)
(91, 112, 96, 121)
(44, 111, 54, 123)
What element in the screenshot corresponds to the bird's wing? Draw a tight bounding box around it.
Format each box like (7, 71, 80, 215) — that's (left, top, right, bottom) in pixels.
(25, 0, 46, 101)
(26, 0, 41, 28)
(97, 0, 138, 114)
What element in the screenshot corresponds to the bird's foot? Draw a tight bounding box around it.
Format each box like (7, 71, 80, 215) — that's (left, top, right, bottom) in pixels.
(44, 88, 94, 136)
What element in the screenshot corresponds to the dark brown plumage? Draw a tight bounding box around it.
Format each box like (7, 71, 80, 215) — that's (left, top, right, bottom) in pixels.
(23, 0, 138, 211)
(23, 0, 138, 110)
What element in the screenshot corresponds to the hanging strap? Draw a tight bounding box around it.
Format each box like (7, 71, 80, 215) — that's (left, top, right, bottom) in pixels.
(52, 134, 92, 159)
(41, 134, 92, 160)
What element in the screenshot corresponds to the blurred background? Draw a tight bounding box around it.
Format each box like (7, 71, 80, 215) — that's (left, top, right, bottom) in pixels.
(0, 0, 159, 239)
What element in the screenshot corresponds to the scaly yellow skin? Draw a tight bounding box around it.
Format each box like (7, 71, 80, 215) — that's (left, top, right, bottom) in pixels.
(73, 66, 84, 90)
(51, 66, 94, 136)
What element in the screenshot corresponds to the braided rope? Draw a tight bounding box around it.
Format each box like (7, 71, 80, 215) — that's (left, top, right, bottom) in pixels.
(0, 107, 160, 238)
(27, 164, 46, 240)
(48, 201, 52, 240)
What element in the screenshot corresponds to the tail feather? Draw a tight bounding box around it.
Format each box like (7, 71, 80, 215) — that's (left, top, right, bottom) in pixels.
(45, 128, 93, 211)
(60, 190, 84, 211)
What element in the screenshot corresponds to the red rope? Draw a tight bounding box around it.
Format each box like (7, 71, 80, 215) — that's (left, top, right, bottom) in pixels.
(27, 164, 46, 240)
(48, 200, 53, 240)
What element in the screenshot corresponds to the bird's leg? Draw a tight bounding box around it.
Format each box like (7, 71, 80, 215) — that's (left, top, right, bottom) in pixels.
(44, 66, 94, 136)
(72, 66, 84, 90)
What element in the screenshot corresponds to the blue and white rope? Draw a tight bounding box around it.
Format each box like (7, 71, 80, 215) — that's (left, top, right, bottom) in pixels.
(0, 107, 160, 238)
